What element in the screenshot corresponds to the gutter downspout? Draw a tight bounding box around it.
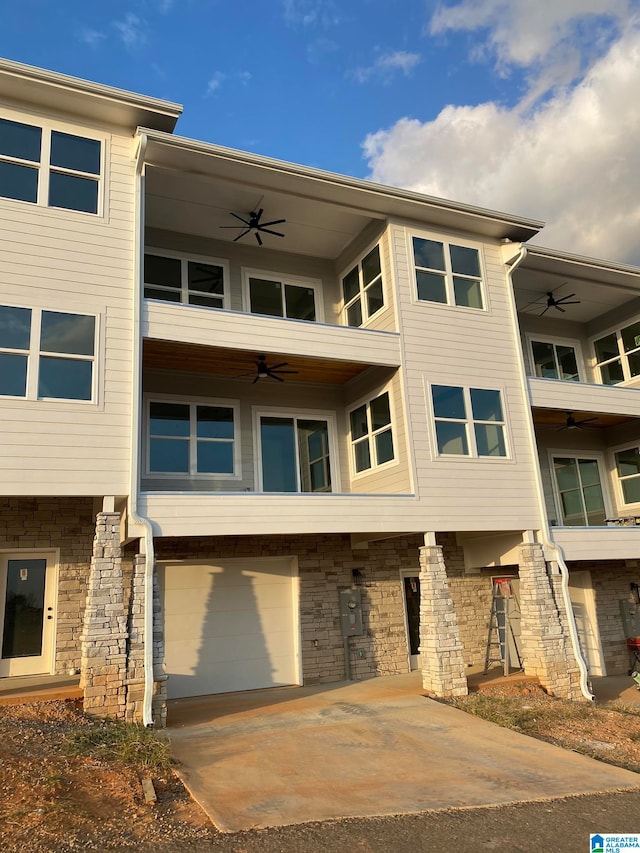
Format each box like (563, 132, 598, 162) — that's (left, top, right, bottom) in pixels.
(130, 133, 157, 726)
(504, 245, 593, 701)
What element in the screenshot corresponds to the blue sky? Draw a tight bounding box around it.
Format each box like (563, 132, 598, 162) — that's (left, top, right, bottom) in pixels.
(2, 1, 640, 263)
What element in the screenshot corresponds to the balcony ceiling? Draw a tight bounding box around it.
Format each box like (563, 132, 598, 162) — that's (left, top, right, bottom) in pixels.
(532, 407, 636, 429)
(143, 340, 372, 385)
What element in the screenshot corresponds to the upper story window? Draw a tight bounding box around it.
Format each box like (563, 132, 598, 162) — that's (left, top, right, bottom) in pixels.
(341, 244, 384, 327)
(530, 338, 580, 381)
(431, 385, 506, 457)
(147, 399, 239, 477)
(243, 270, 320, 322)
(412, 236, 484, 309)
(593, 320, 640, 385)
(349, 391, 395, 474)
(257, 411, 335, 492)
(0, 118, 101, 214)
(614, 446, 640, 505)
(552, 455, 607, 526)
(144, 251, 227, 309)
(0, 304, 96, 401)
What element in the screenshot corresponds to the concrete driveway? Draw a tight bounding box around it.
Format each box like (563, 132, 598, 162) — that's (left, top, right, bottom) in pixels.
(166, 673, 640, 833)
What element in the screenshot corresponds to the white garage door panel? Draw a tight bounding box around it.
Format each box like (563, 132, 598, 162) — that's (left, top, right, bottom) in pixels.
(162, 558, 300, 699)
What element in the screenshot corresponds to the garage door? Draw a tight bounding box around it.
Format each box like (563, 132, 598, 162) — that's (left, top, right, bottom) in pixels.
(160, 557, 300, 700)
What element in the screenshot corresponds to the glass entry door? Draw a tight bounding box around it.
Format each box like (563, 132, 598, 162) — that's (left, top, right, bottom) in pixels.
(402, 574, 421, 670)
(0, 554, 55, 677)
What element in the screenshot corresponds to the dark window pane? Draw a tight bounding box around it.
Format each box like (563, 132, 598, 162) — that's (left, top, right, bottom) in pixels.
(622, 478, 640, 504)
(531, 341, 557, 379)
(416, 270, 447, 303)
(450, 244, 480, 277)
(285, 284, 316, 321)
(375, 429, 394, 464)
(0, 353, 27, 396)
(362, 245, 381, 285)
(197, 441, 234, 474)
(432, 385, 465, 420)
(298, 420, 331, 492)
(435, 421, 468, 455)
(594, 333, 619, 364)
(453, 277, 483, 309)
(0, 161, 38, 203)
(49, 172, 98, 213)
(628, 351, 640, 378)
(583, 484, 605, 524)
(188, 261, 224, 295)
(38, 357, 92, 400)
(50, 131, 100, 175)
(350, 404, 368, 440)
(365, 278, 384, 316)
(413, 237, 445, 271)
(370, 392, 391, 430)
(475, 423, 506, 457)
(0, 119, 41, 162)
(309, 460, 329, 491)
(149, 402, 190, 437)
(578, 459, 601, 488)
(354, 439, 371, 472)
(144, 254, 181, 289)
(616, 447, 640, 478)
(0, 305, 31, 349)
(249, 278, 283, 317)
(149, 437, 189, 473)
(188, 294, 224, 309)
(621, 321, 640, 353)
(342, 266, 360, 302)
(560, 489, 584, 525)
(2, 558, 46, 659)
(346, 299, 362, 327)
(554, 458, 579, 491)
(600, 359, 624, 385)
(470, 388, 503, 422)
(196, 406, 234, 439)
(144, 286, 181, 302)
(260, 417, 297, 491)
(557, 345, 579, 380)
(41, 312, 94, 356)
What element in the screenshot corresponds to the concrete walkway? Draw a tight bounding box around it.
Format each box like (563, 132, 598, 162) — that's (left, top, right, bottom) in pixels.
(166, 673, 640, 833)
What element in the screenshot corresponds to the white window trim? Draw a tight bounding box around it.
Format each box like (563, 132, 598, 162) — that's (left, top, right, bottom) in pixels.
(590, 317, 640, 386)
(409, 230, 487, 312)
(0, 111, 106, 218)
(339, 241, 385, 328)
(609, 441, 640, 510)
(347, 387, 398, 479)
(241, 268, 324, 322)
(252, 406, 340, 493)
(0, 303, 99, 405)
(548, 449, 613, 526)
(144, 247, 230, 310)
(525, 333, 585, 382)
(427, 382, 510, 461)
(145, 395, 241, 480)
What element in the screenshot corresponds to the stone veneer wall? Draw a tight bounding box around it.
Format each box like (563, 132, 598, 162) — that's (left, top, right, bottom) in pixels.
(0, 497, 95, 676)
(155, 533, 425, 684)
(570, 560, 640, 675)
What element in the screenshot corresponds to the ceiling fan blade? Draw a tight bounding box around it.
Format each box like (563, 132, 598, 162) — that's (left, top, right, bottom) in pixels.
(233, 229, 251, 242)
(230, 212, 251, 225)
(556, 293, 577, 302)
(219, 224, 251, 229)
(260, 218, 286, 228)
(540, 306, 550, 316)
(577, 417, 598, 425)
(269, 361, 289, 370)
(255, 232, 263, 246)
(255, 208, 263, 220)
(258, 227, 285, 238)
(554, 305, 566, 312)
(556, 300, 580, 306)
(252, 375, 260, 384)
(271, 369, 299, 375)
(235, 371, 257, 378)
(269, 372, 284, 382)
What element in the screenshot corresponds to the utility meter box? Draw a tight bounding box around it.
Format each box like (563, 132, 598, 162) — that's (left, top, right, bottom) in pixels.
(339, 589, 363, 636)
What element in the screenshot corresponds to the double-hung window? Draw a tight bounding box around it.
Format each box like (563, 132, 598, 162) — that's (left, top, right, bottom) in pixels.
(148, 400, 238, 476)
(0, 305, 96, 401)
(552, 456, 606, 526)
(412, 236, 484, 309)
(614, 446, 640, 505)
(593, 320, 640, 385)
(341, 244, 384, 327)
(244, 271, 320, 321)
(349, 392, 395, 474)
(144, 252, 227, 309)
(431, 385, 507, 457)
(530, 339, 580, 381)
(0, 118, 102, 214)
(257, 413, 334, 492)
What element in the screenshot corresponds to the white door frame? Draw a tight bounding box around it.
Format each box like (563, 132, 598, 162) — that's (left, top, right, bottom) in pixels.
(400, 569, 421, 671)
(0, 550, 58, 678)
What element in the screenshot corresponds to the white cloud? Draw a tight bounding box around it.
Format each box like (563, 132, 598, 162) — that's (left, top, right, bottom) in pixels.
(363, 21, 640, 264)
(113, 13, 147, 48)
(282, 0, 340, 29)
(78, 28, 107, 47)
(206, 71, 252, 96)
(352, 51, 421, 84)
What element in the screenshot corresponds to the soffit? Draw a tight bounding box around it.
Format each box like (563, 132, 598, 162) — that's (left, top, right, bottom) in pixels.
(531, 408, 636, 429)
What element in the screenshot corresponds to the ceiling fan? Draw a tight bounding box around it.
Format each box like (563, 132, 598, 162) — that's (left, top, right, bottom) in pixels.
(220, 208, 286, 246)
(237, 354, 299, 383)
(557, 412, 599, 430)
(540, 290, 580, 316)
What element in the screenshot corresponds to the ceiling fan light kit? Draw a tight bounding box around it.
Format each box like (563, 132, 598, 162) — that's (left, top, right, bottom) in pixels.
(236, 354, 299, 383)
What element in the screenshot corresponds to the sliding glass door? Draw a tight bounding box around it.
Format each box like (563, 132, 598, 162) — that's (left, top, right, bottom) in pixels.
(259, 416, 332, 492)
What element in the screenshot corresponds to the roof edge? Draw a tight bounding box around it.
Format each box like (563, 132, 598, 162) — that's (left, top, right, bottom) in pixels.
(524, 243, 640, 277)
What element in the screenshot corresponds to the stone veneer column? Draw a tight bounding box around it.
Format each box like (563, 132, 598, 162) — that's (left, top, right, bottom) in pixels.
(80, 512, 128, 717)
(518, 543, 583, 700)
(419, 543, 468, 697)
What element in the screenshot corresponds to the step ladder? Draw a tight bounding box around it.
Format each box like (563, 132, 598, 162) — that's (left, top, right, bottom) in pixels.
(483, 578, 523, 676)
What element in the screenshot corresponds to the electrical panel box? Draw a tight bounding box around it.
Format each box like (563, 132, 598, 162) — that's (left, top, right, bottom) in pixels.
(339, 589, 363, 636)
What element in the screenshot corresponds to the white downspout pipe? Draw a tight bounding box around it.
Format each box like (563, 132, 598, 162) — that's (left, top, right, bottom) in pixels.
(130, 133, 157, 726)
(504, 245, 593, 701)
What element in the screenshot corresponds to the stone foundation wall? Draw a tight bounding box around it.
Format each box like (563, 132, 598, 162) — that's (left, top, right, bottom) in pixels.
(155, 533, 424, 684)
(0, 497, 95, 675)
